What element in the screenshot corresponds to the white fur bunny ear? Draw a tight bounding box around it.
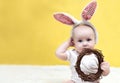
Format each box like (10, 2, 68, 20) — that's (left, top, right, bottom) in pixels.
(81, 0, 97, 20)
(53, 12, 79, 26)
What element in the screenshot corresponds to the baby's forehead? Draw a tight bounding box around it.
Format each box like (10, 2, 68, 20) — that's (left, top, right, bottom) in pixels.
(74, 32, 94, 40)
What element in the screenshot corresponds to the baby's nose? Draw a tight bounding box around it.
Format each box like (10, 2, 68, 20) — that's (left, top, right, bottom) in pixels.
(83, 42, 88, 47)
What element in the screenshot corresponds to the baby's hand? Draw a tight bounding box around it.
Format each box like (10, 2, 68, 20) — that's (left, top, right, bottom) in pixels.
(101, 61, 110, 76)
(68, 37, 74, 46)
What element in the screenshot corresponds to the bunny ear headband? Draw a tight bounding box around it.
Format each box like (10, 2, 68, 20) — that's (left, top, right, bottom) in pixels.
(53, 0, 98, 43)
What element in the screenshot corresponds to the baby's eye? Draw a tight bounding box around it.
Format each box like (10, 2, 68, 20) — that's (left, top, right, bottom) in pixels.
(78, 40, 83, 42)
(87, 38, 91, 41)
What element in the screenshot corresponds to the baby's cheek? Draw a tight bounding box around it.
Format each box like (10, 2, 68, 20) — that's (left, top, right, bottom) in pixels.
(89, 44, 95, 48)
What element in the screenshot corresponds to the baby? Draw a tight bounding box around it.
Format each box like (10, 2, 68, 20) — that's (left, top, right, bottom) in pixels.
(53, 1, 110, 83)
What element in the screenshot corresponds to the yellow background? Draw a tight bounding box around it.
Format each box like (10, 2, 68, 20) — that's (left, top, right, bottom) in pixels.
(0, 0, 120, 67)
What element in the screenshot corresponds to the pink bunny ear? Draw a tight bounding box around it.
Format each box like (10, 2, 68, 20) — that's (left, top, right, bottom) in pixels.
(53, 13, 75, 25)
(82, 0, 97, 20)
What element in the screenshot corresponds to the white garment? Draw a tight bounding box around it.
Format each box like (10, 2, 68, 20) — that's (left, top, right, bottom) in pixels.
(66, 49, 99, 83)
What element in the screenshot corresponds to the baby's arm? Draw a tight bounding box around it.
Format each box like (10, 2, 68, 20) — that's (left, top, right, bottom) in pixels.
(101, 61, 110, 76)
(55, 38, 72, 60)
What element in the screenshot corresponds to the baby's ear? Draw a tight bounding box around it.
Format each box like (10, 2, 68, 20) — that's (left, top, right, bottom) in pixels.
(71, 37, 75, 46)
(81, 0, 97, 20)
(53, 12, 77, 25)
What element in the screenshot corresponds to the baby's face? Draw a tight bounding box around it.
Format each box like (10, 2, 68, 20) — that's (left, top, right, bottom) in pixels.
(72, 25, 96, 53)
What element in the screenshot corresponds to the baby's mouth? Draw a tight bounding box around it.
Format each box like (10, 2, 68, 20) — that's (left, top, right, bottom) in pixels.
(83, 47, 89, 49)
